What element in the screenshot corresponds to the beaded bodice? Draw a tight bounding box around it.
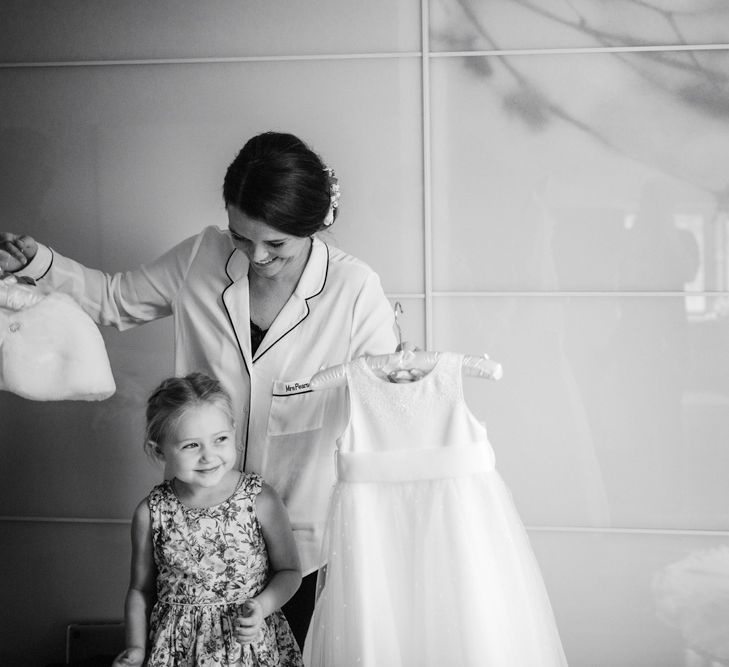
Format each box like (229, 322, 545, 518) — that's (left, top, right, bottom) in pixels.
(338, 352, 493, 461)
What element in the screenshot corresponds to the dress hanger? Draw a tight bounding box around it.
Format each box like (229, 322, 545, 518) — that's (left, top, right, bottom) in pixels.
(310, 302, 503, 390)
(394, 301, 404, 350)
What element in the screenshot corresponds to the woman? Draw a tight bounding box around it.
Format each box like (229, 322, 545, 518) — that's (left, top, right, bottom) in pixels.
(0, 131, 397, 645)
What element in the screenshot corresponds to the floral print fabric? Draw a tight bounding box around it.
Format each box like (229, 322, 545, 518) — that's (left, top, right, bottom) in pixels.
(146, 472, 303, 666)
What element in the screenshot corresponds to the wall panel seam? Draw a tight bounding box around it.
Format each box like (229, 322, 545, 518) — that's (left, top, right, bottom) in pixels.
(1, 516, 727, 536)
(0, 52, 422, 69)
(421, 0, 433, 349)
(387, 291, 729, 297)
(1, 43, 725, 69)
(431, 44, 729, 57)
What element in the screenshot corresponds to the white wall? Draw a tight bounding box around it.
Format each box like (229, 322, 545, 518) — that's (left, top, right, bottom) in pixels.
(1, 1, 729, 665)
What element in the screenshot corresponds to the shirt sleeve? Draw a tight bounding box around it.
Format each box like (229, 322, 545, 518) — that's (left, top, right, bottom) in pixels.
(348, 270, 398, 359)
(18, 232, 205, 330)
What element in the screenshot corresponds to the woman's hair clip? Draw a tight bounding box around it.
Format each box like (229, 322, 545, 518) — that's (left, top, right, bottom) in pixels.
(323, 166, 340, 227)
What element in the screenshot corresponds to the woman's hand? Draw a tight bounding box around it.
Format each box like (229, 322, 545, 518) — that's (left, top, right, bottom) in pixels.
(234, 599, 265, 644)
(0, 233, 38, 273)
(111, 646, 145, 667)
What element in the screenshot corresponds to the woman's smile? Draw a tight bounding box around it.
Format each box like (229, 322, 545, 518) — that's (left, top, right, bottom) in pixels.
(227, 206, 311, 282)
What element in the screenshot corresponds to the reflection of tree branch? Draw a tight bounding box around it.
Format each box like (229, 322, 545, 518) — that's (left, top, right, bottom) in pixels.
(446, 0, 727, 198)
(663, 13, 724, 88)
(450, 0, 499, 50)
(628, 0, 725, 87)
(561, 0, 729, 117)
(448, 0, 726, 87)
(627, 0, 721, 19)
(607, 51, 710, 105)
(512, 0, 643, 46)
(506, 0, 727, 83)
(451, 0, 628, 150)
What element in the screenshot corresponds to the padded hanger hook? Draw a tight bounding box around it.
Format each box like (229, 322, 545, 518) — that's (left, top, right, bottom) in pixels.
(393, 301, 404, 349)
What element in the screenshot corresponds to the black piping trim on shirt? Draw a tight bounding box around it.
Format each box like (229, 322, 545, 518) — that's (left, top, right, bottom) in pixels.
(38, 247, 54, 280)
(222, 247, 253, 469)
(222, 243, 330, 469)
(271, 389, 314, 397)
(253, 243, 330, 364)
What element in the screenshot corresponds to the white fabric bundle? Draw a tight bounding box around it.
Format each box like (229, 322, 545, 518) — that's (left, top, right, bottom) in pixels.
(0, 275, 115, 401)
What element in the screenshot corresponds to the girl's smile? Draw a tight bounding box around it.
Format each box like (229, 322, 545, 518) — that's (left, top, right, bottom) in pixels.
(156, 402, 238, 503)
(196, 465, 221, 473)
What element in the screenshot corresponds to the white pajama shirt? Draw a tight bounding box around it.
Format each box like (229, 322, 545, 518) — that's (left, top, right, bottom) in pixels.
(19, 226, 397, 573)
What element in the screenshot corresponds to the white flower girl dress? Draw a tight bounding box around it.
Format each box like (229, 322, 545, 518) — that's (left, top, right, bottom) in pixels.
(305, 351, 568, 666)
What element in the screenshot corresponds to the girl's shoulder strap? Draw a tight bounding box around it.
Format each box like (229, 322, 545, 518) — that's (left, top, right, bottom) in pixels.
(235, 471, 263, 505)
(146, 480, 174, 523)
(147, 480, 171, 504)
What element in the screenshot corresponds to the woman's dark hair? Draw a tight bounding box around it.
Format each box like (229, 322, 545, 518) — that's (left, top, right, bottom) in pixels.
(223, 131, 337, 237)
(144, 372, 234, 454)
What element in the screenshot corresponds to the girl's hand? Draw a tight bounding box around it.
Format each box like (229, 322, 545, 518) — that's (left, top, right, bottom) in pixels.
(0, 233, 38, 273)
(111, 646, 145, 667)
(234, 599, 265, 644)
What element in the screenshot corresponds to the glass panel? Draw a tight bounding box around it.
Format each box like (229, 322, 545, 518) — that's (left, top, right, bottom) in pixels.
(531, 529, 729, 666)
(0, 58, 421, 517)
(430, 0, 729, 51)
(431, 50, 729, 291)
(0, 0, 421, 62)
(433, 296, 729, 530)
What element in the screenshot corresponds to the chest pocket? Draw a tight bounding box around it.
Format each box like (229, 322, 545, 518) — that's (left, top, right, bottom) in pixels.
(268, 377, 326, 436)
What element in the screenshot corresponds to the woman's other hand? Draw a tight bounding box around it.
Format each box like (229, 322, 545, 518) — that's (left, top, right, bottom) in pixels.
(111, 646, 145, 667)
(0, 233, 38, 273)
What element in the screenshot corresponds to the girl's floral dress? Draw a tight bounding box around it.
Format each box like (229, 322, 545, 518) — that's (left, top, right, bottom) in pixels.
(146, 472, 303, 666)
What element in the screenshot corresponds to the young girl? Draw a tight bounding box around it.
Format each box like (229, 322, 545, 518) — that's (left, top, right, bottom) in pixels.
(112, 372, 304, 667)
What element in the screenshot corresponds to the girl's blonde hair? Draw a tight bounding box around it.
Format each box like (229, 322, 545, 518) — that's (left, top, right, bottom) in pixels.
(144, 372, 234, 456)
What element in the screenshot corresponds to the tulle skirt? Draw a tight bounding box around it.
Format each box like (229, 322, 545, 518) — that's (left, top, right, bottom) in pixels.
(305, 470, 568, 666)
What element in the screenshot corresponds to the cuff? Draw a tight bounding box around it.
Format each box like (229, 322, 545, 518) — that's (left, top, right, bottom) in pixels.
(14, 243, 53, 281)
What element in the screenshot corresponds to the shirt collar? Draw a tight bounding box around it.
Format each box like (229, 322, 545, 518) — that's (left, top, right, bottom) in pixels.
(224, 236, 328, 300)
